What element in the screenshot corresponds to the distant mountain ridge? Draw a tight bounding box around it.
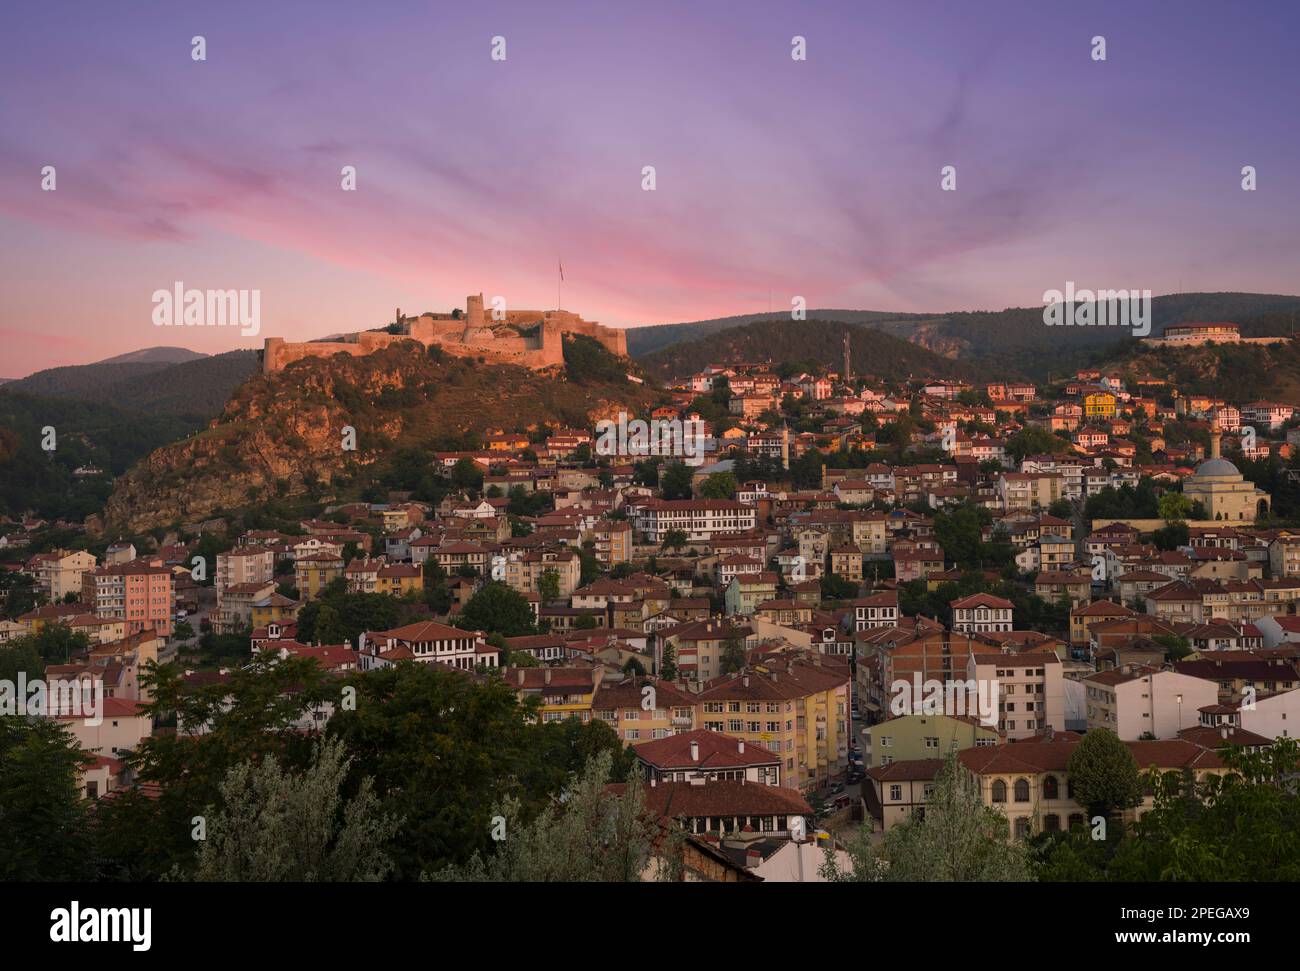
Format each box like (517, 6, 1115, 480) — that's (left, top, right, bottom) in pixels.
(93, 346, 209, 366)
(7, 350, 259, 419)
(627, 292, 1300, 380)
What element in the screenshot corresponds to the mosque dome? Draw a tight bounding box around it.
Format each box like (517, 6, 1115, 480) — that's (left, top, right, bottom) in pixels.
(1194, 458, 1240, 478)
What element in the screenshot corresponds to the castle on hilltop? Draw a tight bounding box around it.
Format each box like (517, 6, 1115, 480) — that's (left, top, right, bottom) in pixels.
(261, 294, 628, 374)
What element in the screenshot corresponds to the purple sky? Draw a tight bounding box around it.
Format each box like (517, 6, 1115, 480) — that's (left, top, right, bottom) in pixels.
(3, 0, 1298, 375)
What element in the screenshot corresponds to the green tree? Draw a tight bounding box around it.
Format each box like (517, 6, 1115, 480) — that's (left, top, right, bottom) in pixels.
(0, 717, 94, 880)
(1107, 739, 1300, 880)
(719, 629, 747, 674)
(660, 462, 694, 500)
(819, 571, 857, 600)
(1067, 728, 1144, 820)
(660, 528, 689, 553)
(1158, 491, 1191, 524)
(700, 472, 738, 499)
(537, 569, 561, 604)
(425, 751, 654, 882)
(459, 582, 536, 637)
(820, 754, 1033, 881)
(186, 737, 400, 881)
(659, 642, 678, 681)
(451, 457, 483, 492)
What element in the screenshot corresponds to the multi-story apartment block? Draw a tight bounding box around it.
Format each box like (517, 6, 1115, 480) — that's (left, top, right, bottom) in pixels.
(502, 549, 581, 599)
(28, 549, 97, 602)
(864, 711, 1000, 768)
(83, 561, 174, 638)
(590, 676, 697, 744)
(213, 581, 276, 634)
(967, 650, 1065, 741)
(661, 619, 755, 684)
(506, 666, 603, 723)
(1269, 536, 1300, 578)
(295, 553, 344, 601)
(591, 520, 632, 566)
(1084, 666, 1220, 739)
(216, 546, 276, 595)
(998, 472, 1064, 512)
(696, 656, 851, 791)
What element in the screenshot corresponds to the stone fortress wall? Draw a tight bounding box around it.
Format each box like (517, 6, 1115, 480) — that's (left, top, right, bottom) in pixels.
(262, 293, 628, 374)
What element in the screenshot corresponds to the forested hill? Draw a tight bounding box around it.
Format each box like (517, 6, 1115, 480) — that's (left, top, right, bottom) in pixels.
(629, 292, 1300, 381)
(637, 318, 988, 383)
(7, 350, 259, 419)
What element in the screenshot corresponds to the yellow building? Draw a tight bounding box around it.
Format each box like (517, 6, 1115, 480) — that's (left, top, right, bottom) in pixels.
(295, 553, 344, 601)
(696, 654, 851, 791)
(507, 666, 603, 724)
(250, 592, 301, 630)
(1084, 391, 1117, 418)
(377, 563, 424, 597)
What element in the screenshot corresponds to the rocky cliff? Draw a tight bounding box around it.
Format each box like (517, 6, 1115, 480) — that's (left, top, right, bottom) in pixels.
(93, 342, 657, 535)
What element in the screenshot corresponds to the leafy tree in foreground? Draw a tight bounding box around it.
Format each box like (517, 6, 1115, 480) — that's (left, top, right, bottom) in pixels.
(821, 754, 1033, 882)
(425, 750, 654, 882)
(1067, 728, 1144, 821)
(184, 736, 398, 881)
(0, 717, 94, 880)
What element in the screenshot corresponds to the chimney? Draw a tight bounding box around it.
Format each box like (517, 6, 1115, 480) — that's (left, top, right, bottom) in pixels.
(650, 775, 657, 787)
(544, 669, 552, 685)
(743, 675, 749, 687)
(1220, 725, 1229, 740)
(738, 739, 745, 754)
(517, 669, 525, 686)
(690, 740, 700, 762)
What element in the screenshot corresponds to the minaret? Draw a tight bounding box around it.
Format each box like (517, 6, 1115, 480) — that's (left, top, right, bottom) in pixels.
(1210, 420, 1222, 460)
(843, 332, 852, 383)
(781, 422, 790, 471)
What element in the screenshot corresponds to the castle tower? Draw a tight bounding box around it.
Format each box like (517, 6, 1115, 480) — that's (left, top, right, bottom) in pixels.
(465, 293, 486, 329)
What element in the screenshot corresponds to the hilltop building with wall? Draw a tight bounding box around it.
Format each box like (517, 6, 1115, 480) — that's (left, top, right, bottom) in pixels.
(1142, 322, 1290, 348)
(262, 293, 628, 373)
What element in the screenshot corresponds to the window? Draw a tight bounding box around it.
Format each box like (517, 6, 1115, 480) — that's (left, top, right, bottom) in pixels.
(889, 784, 902, 801)
(1043, 775, 1059, 799)
(1044, 814, 1061, 832)
(992, 779, 1007, 803)
(1014, 778, 1030, 802)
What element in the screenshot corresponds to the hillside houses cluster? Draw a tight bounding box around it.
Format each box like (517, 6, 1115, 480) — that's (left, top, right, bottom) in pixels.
(4, 335, 1300, 879)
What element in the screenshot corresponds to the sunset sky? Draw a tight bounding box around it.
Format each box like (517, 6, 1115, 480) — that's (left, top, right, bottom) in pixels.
(3, 0, 1298, 375)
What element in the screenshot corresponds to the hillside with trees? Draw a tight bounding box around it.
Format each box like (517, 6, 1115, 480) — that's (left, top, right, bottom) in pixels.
(638, 318, 986, 383)
(629, 292, 1300, 382)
